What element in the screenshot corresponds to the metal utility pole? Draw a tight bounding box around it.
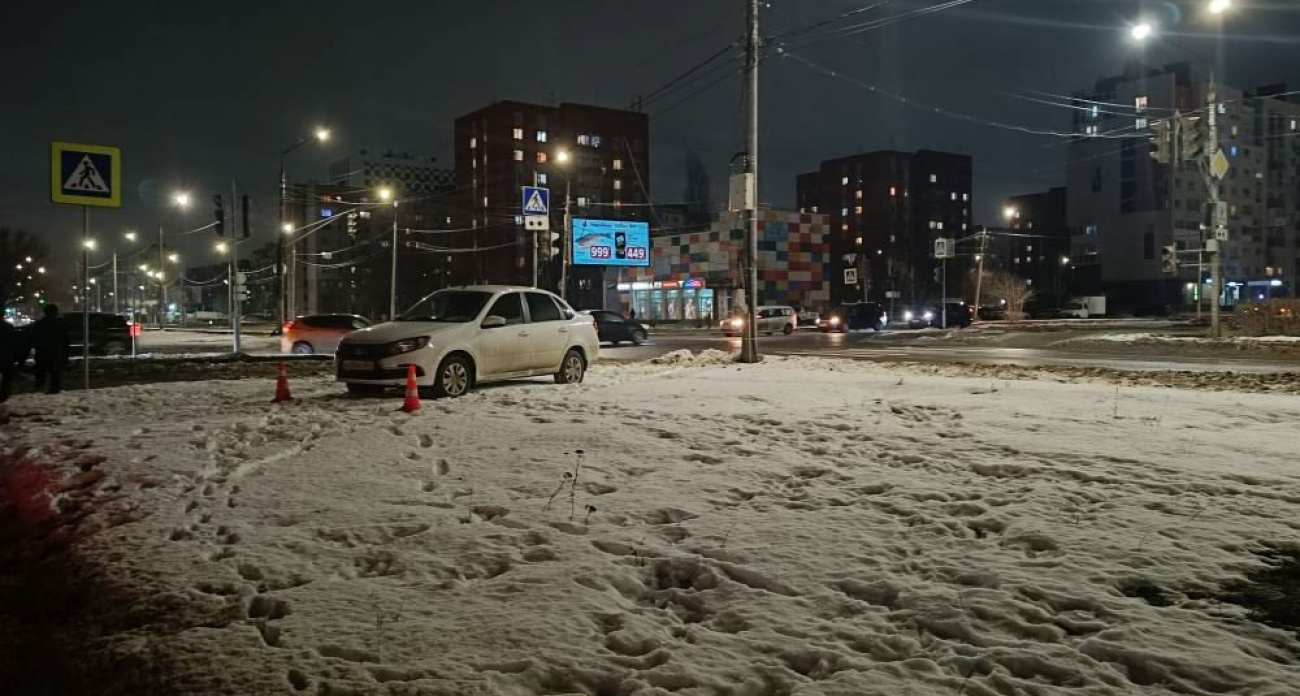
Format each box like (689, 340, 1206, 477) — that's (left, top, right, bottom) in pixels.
(532, 172, 540, 288)
(941, 257, 948, 329)
(739, 0, 761, 363)
(231, 181, 242, 355)
(972, 230, 989, 321)
(157, 224, 167, 329)
(278, 167, 289, 327)
(111, 251, 119, 315)
(1205, 74, 1224, 339)
(389, 204, 399, 320)
(560, 177, 572, 300)
(82, 207, 90, 391)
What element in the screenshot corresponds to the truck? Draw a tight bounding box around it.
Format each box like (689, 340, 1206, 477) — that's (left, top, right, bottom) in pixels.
(1059, 296, 1107, 319)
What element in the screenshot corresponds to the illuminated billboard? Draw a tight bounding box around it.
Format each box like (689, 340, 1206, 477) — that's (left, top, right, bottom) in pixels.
(571, 218, 650, 267)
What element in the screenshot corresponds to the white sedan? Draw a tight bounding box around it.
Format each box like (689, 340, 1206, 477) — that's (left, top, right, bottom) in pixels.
(335, 286, 599, 398)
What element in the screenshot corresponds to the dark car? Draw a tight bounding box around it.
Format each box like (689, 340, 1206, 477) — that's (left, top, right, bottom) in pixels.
(585, 310, 648, 346)
(819, 303, 888, 333)
(28, 312, 137, 356)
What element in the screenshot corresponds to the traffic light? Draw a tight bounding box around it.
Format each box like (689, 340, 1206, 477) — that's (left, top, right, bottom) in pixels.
(1161, 245, 1178, 275)
(233, 272, 250, 303)
(548, 229, 563, 258)
(213, 195, 226, 236)
(1181, 115, 1206, 162)
(1149, 120, 1172, 164)
(241, 195, 252, 239)
(346, 212, 358, 236)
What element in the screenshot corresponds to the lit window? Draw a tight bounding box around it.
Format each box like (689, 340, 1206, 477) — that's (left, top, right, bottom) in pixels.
(591, 136, 602, 148)
(613, 179, 623, 191)
(536, 130, 548, 143)
(1136, 118, 1148, 130)
(962, 223, 967, 231)
(855, 237, 863, 246)
(1232, 125, 1239, 138)
(512, 128, 524, 140)
(854, 206, 862, 215)
(889, 186, 897, 196)
(855, 189, 863, 200)
(929, 174, 937, 183)
(513, 150, 524, 162)
(841, 207, 849, 216)
(577, 196, 589, 207)
(842, 176, 850, 186)
(482, 196, 489, 206)
(1085, 224, 1098, 236)
(613, 200, 622, 209)
(538, 173, 548, 185)
(811, 206, 819, 213)
(937, 222, 944, 230)
(889, 235, 896, 243)
(1027, 245, 1033, 252)
(963, 193, 969, 201)
(1089, 105, 1100, 119)
(929, 221, 937, 230)
(841, 223, 849, 231)
(951, 192, 957, 201)
(1135, 96, 1148, 112)
(613, 158, 623, 171)
(470, 137, 477, 149)
(537, 152, 548, 164)
(1291, 119, 1298, 131)
(577, 134, 591, 146)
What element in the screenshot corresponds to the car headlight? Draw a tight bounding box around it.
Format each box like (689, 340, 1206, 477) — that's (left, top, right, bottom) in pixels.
(829, 316, 841, 325)
(923, 311, 934, 321)
(387, 336, 430, 356)
(730, 318, 744, 328)
(903, 311, 914, 321)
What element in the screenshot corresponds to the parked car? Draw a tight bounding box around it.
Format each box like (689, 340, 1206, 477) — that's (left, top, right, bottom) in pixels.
(721, 305, 797, 337)
(57, 312, 137, 356)
(1059, 296, 1108, 319)
(819, 303, 888, 332)
(281, 314, 372, 355)
(584, 310, 648, 346)
(977, 304, 1008, 321)
(903, 302, 974, 329)
(336, 286, 599, 398)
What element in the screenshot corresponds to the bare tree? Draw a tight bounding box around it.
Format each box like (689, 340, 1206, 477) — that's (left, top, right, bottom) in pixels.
(982, 271, 1035, 319)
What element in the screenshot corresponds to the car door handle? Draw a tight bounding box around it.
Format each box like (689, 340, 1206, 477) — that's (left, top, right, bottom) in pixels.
(558, 327, 569, 333)
(518, 330, 531, 337)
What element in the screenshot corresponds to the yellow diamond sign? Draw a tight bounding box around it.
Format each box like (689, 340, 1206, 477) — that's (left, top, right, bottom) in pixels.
(1210, 148, 1230, 180)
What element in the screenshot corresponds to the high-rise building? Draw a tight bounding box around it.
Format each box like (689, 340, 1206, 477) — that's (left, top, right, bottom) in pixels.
(328, 150, 455, 198)
(1067, 62, 1300, 310)
(1006, 187, 1070, 296)
(453, 100, 650, 305)
(796, 150, 973, 305)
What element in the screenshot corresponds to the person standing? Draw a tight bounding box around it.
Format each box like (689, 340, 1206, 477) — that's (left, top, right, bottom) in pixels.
(31, 304, 70, 395)
(0, 309, 19, 403)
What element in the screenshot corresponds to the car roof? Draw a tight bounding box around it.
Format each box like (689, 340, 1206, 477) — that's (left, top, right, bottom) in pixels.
(454, 284, 549, 293)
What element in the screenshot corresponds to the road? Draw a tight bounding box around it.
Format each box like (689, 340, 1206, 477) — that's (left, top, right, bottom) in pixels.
(597, 327, 1300, 373)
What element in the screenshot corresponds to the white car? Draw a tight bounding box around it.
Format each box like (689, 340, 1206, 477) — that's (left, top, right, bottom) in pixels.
(335, 286, 599, 398)
(721, 305, 797, 337)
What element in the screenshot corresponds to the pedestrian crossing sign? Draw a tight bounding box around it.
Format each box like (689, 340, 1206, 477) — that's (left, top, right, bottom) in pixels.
(51, 141, 121, 207)
(521, 186, 549, 216)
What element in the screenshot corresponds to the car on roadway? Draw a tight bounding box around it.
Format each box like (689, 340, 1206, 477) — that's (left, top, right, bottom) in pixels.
(721, 305, 797, 337)
(902, 303, 974, 329)
(792, 305, 821, 328)
(584, 310, 648, 346)
(335, 286, 598, 398)
(819, 303, 888, 333)
(62, 312, 138, 356)
(281, 314, 372, 355)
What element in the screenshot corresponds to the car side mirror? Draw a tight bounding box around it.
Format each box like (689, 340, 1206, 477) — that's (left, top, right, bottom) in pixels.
(481, 315, 507, 329)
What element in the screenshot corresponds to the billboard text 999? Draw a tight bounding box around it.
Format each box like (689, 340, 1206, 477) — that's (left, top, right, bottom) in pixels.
(572, 218, 651, 267)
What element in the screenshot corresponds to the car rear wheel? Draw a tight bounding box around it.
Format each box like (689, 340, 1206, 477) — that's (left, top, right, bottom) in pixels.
(554, 349, 586, 385)
(434, 355, 472, 398)
(102, 340, 128, 356)
(291, 341, 314, 355)
(630, 329, 647, 345)
(782, 323, 794, 335)
(346, 383, 385, 397)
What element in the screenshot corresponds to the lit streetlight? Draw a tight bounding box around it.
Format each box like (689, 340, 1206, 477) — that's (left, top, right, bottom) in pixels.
(168, 253, 180, 264)
(377, 186, 394, 203)
(314, 127, 331, 143)
(1130, 21, 1154, 42)
(38, 266, 46, 274)
(1061, 256, 1071, 266)
(216, 241, 229, 255)
(1003, 206, 1019, 221)
(282, 222, 294, 234)
(173, 192, 192, 208)
(83, 238, 97, 250)
(280, 125, 334, 324)
(1209, 0, 1231, 15)
(124, 231, 137, 242)
(555, 149, 571, 164)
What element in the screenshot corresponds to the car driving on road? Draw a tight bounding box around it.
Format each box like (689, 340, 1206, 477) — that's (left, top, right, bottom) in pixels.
(584, 310, 648, 346)
(721, 305, 797, 337)
(819, 303, 888, 332)
(281, 314, 371, 355)
(336, 286, 598, 398)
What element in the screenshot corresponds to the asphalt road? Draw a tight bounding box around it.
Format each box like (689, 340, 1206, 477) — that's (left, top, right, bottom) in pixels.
(598, 327, 1300, 373)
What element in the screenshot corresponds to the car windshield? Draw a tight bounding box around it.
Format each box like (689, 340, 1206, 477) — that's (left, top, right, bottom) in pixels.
(398, 290, 493, 322)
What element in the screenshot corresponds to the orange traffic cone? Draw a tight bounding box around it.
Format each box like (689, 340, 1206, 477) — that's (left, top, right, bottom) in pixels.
(399, 364, 421, 413)
(273, 362, 292, 403)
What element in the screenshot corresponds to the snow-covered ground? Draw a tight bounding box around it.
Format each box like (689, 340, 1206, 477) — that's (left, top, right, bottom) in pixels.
(1066, 332, 1300, 345)
(3, 355, 1300, 695)
(136, 329, 280, 356)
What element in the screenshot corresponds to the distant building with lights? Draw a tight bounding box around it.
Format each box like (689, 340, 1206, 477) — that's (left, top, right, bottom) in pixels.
(328, 150, 455, 198)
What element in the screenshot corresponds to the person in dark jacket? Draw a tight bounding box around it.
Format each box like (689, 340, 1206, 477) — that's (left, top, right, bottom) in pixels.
(0, 308, 18, 403)
(30, 304, 70, 395)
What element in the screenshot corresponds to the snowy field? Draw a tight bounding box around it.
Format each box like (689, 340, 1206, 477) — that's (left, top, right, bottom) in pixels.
(3, 354, 1299, 695)
(136, 329, 281, 356)
(1064, 332, 1300, 347)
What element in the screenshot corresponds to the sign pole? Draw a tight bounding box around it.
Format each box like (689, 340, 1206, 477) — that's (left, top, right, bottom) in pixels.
(82, 206, 91, 391)
(941, 256, 948, 329)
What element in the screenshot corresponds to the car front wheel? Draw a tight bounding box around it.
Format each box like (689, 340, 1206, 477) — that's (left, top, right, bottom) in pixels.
(291, 341, 314, 355)
(630, 329, 647, 345)
(434, 355, 473, 398)
(554, 349, 586, 385)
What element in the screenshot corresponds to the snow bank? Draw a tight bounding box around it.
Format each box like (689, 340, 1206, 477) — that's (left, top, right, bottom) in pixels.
(648, 348, 736, 366)
(3, 359, 1300, 695)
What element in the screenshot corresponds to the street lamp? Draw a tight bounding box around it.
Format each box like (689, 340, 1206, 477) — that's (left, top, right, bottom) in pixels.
(83, 238, 97, 250)
(554, 150, 574, 299)
(173, 192, 192, 209)
(1208, 0, 1231, 15)
(279, 126, 333, 325)
(1130, 21, 1155, 42)
(155, 191, 191, 328)
(282, 223, 294, 234)
(216, 241, 229, 255)
(125, 231, 137, 242)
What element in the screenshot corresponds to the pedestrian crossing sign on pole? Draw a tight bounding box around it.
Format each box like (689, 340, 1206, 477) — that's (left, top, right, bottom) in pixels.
(522, 186, 550, 216)
(51, 141, 121, 207)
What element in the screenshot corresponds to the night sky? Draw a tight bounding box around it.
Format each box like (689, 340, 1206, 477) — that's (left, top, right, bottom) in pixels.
(4, 0, 1298, 272)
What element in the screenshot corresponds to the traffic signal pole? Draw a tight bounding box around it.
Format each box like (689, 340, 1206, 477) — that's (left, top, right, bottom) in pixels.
(1206, 74, 1224, 339)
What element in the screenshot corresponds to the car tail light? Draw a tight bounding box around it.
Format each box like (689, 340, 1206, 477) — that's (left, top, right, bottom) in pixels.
(129, 323, 142, 338)
(283, 321, 295, 333)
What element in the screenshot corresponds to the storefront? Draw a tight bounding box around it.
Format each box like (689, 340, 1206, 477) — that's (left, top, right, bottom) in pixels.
(618, 279, 721, 324)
